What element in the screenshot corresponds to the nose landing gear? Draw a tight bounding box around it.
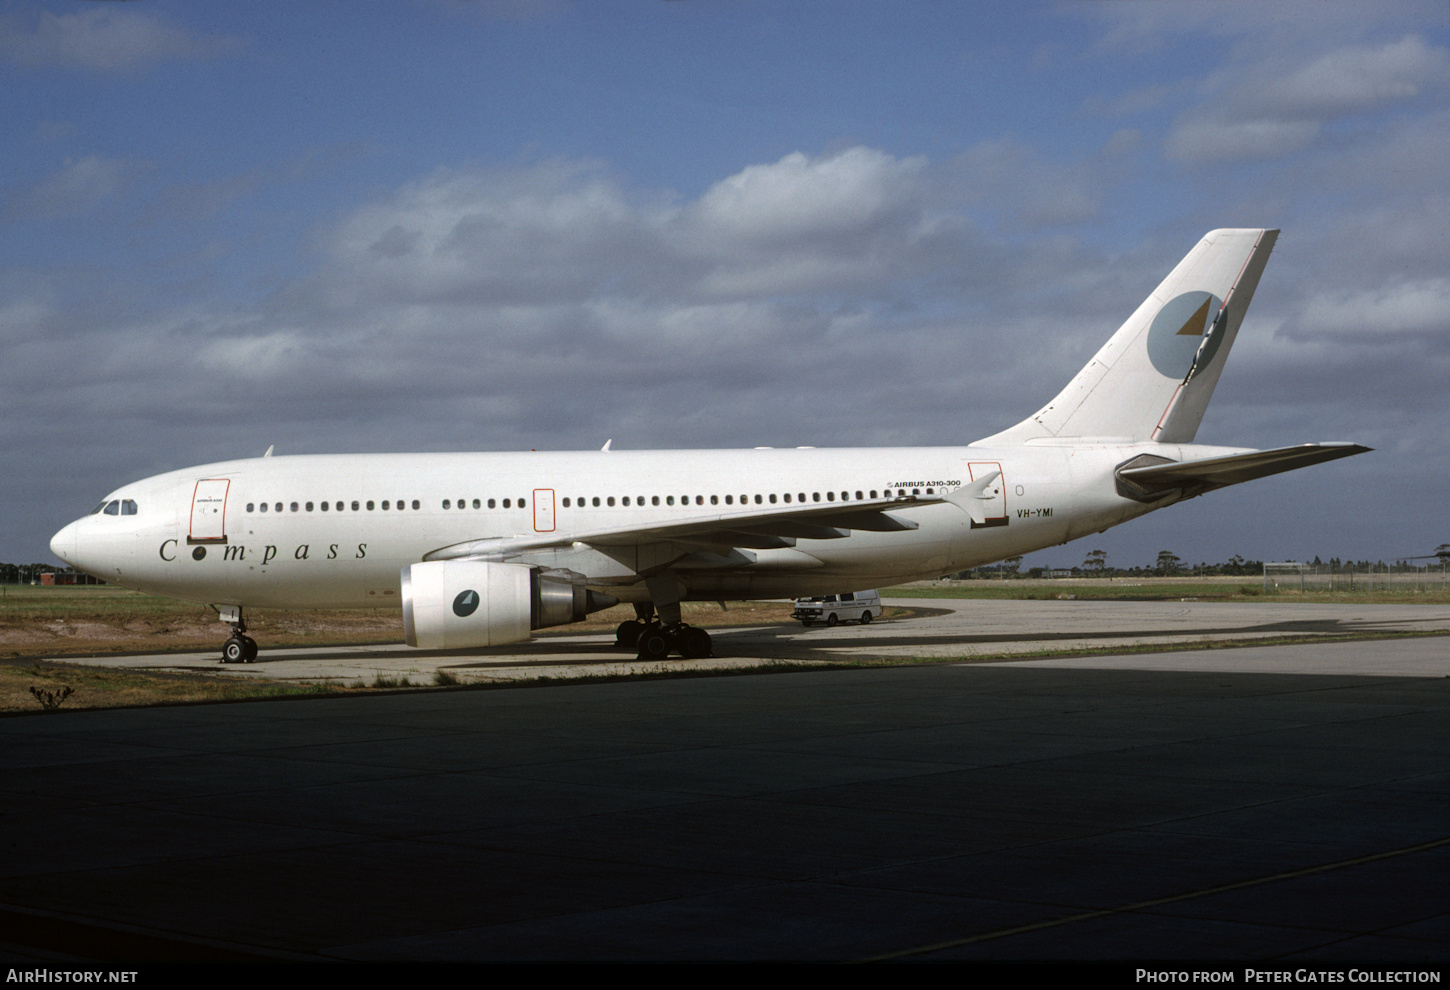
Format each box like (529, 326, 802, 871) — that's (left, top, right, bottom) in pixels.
(216, 605, 258, 663)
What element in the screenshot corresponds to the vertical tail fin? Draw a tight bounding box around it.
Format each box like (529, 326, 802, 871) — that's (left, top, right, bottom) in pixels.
(978, 228, 1278, 445)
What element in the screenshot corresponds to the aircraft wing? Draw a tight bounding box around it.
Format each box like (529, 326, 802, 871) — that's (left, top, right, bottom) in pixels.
(422, 494, 943, 561)
(1116, 442, 1370, 501)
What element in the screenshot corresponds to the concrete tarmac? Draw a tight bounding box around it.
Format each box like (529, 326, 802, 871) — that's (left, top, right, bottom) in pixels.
(3, 602, 1450, 962)
(44, 597, 1450, 683)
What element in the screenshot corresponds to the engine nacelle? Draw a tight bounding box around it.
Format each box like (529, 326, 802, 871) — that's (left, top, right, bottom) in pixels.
(401, 560, 617, 650)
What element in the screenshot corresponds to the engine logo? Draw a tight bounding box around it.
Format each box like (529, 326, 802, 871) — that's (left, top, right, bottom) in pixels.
(453, 589, 480, 617)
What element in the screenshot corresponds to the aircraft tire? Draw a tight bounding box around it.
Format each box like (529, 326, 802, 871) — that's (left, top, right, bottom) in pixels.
(636, 626, 670, 662)
(860, 611, 872, 625)
(615, 620, 643, 649)
(678, 626, 712, 660)
(222, 637, 247, 663)
(826, 613, 838, 627)
(242, 636, 258, 663)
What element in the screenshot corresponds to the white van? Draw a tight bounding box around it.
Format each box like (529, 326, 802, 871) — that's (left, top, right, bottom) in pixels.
(791, 590, 882, 627)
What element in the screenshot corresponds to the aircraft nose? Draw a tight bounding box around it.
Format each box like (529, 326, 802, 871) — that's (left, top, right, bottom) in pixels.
(50, 520, 78, 566)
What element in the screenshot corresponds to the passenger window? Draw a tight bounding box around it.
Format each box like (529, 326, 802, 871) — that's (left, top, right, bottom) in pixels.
(306, 502, 314, 511)
(783, 493, 791, 503)
(592, 497, 600, 507)
(320, 502, 329, 512)
(622, 497, 630, 506)
(246, 503, 255, 513)
(826, 492, 834, 502)
(290, 502, 299, 512)
(562, 497, 570, 508)
(666, 496, 674, 505)
(472, 499, 480, 509)
(607, 497, 615, 507)
(813, 493, 821, 502)
(275, 503, 283, 513)
(652, 496, 660, 506)
(856, 491, 864, 500)
(350, 501, 359, 511)
(769, 494, 777, 504)
(519, 499, 525, 508)
(724, 495, 732, 505)
(696, 496, 704, 505)
(366, 501, 375, 510)
(443, 500, 451, 509)
(488, 498, 496, 509)
(259, 503, 268, 513)
(710, 495, 718, 505)
(411, 500, 420, 509)
(381, 501, 390, 510)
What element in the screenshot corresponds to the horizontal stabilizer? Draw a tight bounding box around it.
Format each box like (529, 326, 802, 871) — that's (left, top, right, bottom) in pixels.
(944, 470, 1002, 525)
(1116, 443, 1370, 502)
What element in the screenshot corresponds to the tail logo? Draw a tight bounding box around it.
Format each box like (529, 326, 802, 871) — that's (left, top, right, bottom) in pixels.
(1146, 291, 1224, 379)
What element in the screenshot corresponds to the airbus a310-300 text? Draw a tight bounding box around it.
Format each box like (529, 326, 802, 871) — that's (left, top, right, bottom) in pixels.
(51, 229, 1368, 662)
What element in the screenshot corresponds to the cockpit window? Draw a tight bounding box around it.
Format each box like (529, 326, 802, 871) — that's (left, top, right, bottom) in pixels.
(90, 501, 108, 514)
(121, 500, 137, 515)
(102, 500, 120, 516)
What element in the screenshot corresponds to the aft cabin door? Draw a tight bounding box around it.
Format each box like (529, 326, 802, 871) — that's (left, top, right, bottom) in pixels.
(189, 479, 230, 544)
(533, 489, 555, 533)
(966, 461, 1007, 528)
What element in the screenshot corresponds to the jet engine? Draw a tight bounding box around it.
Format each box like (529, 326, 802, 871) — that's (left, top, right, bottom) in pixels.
(401, 560, 618, 649)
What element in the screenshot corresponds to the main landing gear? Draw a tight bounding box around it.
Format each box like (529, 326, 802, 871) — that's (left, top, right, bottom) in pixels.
(614, 600, 713, 660)
(217, 605, 258, 664)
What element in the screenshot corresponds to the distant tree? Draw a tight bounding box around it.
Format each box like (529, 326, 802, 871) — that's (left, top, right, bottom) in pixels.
(1156, 550, 1181, 576)
(1002, 556, 1023, 578)
(1436, 544, 1450, 566)
(1083, 549, 1107, 575)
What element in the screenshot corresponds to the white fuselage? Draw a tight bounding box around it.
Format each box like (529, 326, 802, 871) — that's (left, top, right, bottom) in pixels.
(50, 440, 1245, 610)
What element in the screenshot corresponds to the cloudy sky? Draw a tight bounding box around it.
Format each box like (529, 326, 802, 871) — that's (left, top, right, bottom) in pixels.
(3, 0, 1446, 571)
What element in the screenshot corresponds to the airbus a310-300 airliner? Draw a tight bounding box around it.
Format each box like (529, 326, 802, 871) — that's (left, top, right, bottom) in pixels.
(51, 228, 1368, 663)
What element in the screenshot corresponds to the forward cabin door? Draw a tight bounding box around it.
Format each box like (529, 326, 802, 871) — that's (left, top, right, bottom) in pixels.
(533, 488, 555, 533)
(189, 478, 230, 544)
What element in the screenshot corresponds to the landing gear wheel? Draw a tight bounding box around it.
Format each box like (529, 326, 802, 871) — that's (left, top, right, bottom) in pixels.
(678, 626, 713, 660)
(826, 613, 839, 627)
(242, 636, 258, 662)
(222, 637, 247, 663)
(636, 625, 670, 662)
(860, 611, 872, 625)
(615, 620, 643, 649)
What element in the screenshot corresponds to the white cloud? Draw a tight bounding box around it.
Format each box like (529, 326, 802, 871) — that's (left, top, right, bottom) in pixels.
(686, 148, 927, 245)
(0, 5, 241, 71)
(1298, 279, 1450, 337)
(3, 156, 131, 220)
(1167, 35, 1449, 163)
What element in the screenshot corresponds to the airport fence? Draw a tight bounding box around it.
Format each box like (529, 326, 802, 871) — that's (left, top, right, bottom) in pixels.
(1263, 561, 1450, 594)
